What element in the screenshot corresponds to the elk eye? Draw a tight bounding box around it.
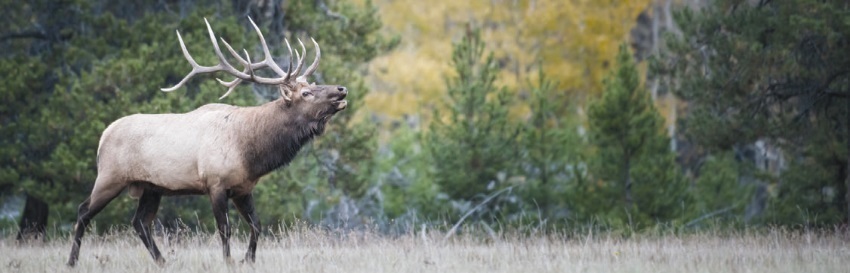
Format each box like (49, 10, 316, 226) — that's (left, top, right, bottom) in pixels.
(301, 90, 313, 97)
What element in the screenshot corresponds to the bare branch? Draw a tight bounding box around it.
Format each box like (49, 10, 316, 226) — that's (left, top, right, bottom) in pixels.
(443, 186, 513, 242)
(0, 30, 47, 41)
(684, 205, 736, 228)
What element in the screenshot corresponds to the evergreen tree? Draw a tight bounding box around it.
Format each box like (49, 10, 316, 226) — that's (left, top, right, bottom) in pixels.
(659, 0, 850, 225)
(375, 124, 447, 227)
(586, 44, 687, 228)
(427, 27, 519, 219)
(519, 71, 584, 222)
(688, 152, 754, 227)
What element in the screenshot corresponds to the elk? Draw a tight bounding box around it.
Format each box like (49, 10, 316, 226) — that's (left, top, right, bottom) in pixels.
(67, 17, 348, 266)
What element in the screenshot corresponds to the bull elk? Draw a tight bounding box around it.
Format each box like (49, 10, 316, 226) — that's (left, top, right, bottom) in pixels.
(67, 17, 348, 266)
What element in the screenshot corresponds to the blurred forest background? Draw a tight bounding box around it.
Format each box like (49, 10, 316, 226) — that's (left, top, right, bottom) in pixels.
(1, 0, 848, 238)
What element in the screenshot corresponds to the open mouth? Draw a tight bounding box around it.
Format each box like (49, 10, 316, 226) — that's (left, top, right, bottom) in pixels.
(335, 100, 348, 110)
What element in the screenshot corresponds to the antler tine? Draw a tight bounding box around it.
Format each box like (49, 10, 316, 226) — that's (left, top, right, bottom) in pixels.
(221, 38, 250, 67)
(215, 78, 242, 100)
(243, 49, 256, 79)
(214, 49, 258, 100)
(292, 38, 308, 77)
(275, 39, 295, 101)
(161, 30, 220, 92)
(302, 37, 322, 78)
(222, 36, 283, 74)
(293, 50, 302, 76)
(216, 38, 248, 100)
(247, 17, 289, 78)
(205, 18, 257, 100)
(203, 18, 241, 75)
(283, 38, 294, 83)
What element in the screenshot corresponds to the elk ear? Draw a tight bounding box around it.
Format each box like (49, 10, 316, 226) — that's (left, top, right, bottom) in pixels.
(278, 85, 293, 102)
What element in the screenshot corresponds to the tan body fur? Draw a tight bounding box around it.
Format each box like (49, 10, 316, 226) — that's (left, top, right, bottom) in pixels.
(100, 103, 253, 198)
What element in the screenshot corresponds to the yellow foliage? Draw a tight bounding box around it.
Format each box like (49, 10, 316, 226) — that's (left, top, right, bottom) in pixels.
(358, 0, 653, 120)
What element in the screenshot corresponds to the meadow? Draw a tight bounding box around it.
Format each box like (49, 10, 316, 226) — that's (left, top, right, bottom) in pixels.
(1, 227, 846, 273)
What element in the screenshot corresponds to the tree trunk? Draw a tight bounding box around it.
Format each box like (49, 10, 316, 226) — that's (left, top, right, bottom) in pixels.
(623, 155, 633, 209)
(16, 193, 48, 242)
(845, 148, 849, 224)
(845, 96, 850, 224)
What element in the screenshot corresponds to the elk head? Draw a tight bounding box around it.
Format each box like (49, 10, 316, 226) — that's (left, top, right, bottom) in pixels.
(160, 17, 348, 115)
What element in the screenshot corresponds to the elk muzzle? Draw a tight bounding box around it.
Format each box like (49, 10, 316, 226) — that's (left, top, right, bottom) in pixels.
(335, 86, 348, 110)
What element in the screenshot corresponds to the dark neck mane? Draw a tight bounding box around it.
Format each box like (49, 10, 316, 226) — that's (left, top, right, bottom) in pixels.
(239, 100, 326, 181)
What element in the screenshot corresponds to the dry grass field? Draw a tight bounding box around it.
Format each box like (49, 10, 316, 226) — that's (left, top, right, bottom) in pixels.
(1, 227, 847, 273)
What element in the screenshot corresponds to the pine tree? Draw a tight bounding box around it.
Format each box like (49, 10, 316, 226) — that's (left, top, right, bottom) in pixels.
(519, 70, 584, 221)
(586, 44, 687, 228)
(427, 26, 519, 218)
(659, 0, 850, 225)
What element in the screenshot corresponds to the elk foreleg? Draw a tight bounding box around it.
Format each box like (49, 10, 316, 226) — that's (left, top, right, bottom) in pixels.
(132, 190, 164, 264)
(233, 194, 260, 263)
(209, 188, 232, 263)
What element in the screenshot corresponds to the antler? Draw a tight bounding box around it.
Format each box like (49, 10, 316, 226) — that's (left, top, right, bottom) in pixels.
(161, 17, 321, 100)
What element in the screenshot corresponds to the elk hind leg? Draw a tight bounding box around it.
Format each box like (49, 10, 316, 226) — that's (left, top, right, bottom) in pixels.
(132, 189, 165, 264)
(67, 179, 124, 266)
